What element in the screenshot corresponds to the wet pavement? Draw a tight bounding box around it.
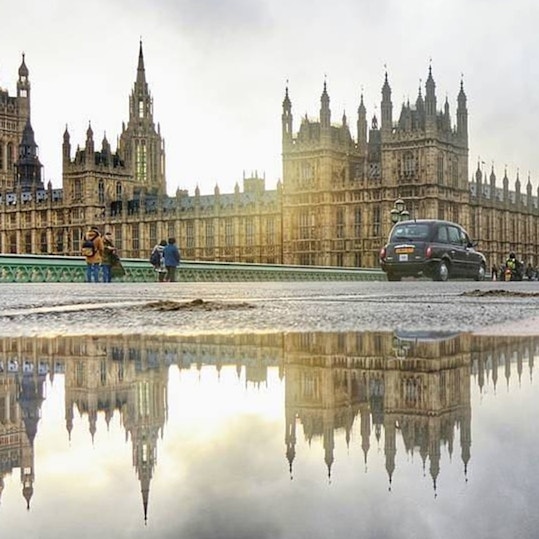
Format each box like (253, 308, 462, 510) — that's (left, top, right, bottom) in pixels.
(0, 281, 538, 539)
(1, 280, 539, 336)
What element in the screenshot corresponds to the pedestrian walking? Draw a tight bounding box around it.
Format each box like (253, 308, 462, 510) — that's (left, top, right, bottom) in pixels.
(163, 237, 181, 282)
(81, 227, 104, 283)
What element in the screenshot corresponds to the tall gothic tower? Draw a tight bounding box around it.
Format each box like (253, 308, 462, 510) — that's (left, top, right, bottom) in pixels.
(381, 67, 469, 225)
(0, 54, 31, 191)
(119, 41, 166, 196)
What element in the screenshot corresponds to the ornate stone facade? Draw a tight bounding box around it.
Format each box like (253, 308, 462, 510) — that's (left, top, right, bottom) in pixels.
(0, 47, 538, 268)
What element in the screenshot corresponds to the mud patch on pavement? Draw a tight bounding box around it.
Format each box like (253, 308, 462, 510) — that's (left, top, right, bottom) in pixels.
(143, 298, 255, 311)
(462, 289, 539, 298)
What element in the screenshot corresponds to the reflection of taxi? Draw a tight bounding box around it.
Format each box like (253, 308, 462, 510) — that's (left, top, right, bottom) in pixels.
(379, 219, 486, 282)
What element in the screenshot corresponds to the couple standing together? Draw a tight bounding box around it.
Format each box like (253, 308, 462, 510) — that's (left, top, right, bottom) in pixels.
(82, 227, 123, 282)
(151, 237, 181, 282)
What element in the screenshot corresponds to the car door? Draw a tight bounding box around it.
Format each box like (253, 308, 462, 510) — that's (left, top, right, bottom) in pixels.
(447, 225, 466, 276)
(460, 228, 480, 277)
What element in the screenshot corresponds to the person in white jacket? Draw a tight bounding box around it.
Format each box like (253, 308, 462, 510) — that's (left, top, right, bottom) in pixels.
(150, 239, 167, 282)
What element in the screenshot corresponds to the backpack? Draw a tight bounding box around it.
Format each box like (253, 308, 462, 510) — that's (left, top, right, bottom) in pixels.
(150, 249, 161, 266)
(81, 238, 96, 257)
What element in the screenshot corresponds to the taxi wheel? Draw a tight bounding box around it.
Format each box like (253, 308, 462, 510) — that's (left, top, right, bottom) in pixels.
(434, 260, 449, 282)
(475, 263, 486, 281)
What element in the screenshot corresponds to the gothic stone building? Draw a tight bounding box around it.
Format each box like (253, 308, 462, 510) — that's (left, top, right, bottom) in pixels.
(1, 47, 539, 268)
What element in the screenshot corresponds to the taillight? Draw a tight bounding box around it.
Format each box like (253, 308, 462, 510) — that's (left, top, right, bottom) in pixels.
(380, 246, 387, 260)
(425, 245, 433, 258)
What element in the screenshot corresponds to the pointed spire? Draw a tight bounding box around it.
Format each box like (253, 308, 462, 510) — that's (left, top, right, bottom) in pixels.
(490, 164, 496, 185)
(358, 92, 366, 114)
(382, 70, 391, 99)
(458, 75, 467, 105)
(137, 39, 146, 85)
(19, 52, 29, 78)
(381, 69, 392, 131)
(282, 84, 291, 110)
(320, 79, 331, 129)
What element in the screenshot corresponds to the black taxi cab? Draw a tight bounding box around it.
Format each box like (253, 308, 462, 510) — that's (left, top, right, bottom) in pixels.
(379, 219, 487, 282)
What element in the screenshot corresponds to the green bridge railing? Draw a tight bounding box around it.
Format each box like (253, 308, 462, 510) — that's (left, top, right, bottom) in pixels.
(0, 254, 385, 283)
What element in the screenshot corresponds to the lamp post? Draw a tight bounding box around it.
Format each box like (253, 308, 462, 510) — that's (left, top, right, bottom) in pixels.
(390, 199, 410, 224)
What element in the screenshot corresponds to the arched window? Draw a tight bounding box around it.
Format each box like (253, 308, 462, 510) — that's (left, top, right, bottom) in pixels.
(73, 179, 82, 201)
(437, 154, 444, 184)
(135, 140, 147, 183)
(56, 231, 63, 253)
(24, 232, 32, 254)
(403, 151, 417, 179)
(116, 182, 122, 199)
(9, 232, 17, 254)
(40, 231, 48, 254)
(7, 142, 14, 170)
(98, 181, 105, 204)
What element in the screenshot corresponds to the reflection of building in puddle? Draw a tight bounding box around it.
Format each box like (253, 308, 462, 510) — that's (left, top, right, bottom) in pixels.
(285, 331, 472, 492)
(0, 332, 537, 515)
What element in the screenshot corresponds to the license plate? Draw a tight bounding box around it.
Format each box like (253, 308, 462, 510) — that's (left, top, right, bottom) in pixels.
(399, 254, 409, 262)
(395, 247, 414, 254)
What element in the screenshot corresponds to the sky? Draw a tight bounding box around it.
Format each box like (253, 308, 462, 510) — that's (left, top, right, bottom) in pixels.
(1, 0, 539, 196)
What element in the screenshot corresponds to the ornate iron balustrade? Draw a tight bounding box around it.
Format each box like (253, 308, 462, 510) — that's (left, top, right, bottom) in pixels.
(0, 254, 385, 283)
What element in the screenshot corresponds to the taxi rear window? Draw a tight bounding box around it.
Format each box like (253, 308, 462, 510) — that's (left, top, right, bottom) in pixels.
(390, 223, 430, 241)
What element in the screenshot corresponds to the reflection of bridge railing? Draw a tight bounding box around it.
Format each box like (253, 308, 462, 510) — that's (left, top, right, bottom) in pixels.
(0, 254, 384, 283)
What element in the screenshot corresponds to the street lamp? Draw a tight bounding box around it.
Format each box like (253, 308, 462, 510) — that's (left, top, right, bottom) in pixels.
(390, 199, 410, 224)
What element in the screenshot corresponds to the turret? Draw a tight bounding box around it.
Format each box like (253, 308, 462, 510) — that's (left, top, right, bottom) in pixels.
(503, 167, 509, 201)
(281, 85, 293, 146)
(527, 173, 533, 209)
(85, 122, 94, 164)
(515, 170, 521, 206)
(457, 78, 468, 143)
(425, 66, 437, 132)
(17, 53, 30, 120)
(320, 81, 331, 130)
(380, 72, 392, 134)
(443, 97, 451, 132)
(357, 93, 367, 155)
(489, 165, 496, 193)
(63, 125, 71, 164)
(415, 83, 425, 130)
(14, 119, 43, 190)
(101, 132, 111, 164)
(475, 161, 482, 198)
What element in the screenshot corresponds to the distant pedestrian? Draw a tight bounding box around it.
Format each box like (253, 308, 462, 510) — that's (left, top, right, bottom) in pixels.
(81, 227, 104, 283)
(163, 237, 181, 282)
(150, 239, 167, 282)
(491, 264, 498, 281)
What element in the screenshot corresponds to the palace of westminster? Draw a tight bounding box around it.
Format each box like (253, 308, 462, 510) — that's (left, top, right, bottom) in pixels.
(1, 43, 539, 268)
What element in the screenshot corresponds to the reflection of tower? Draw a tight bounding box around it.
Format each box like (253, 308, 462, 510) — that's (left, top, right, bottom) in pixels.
(284, 387, 296, 479)
(123, 357, 168, 523)
(283, 330, 475, 490)
(385, 333, 472, 493)
(17, 369, 47, 509)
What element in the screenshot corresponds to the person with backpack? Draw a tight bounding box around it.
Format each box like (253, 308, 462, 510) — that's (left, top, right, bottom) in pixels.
(163, 237, 181, 282)
(81, 227, 104, 282)
(150, 239, 167, 282)
(101, 231, 117, 283)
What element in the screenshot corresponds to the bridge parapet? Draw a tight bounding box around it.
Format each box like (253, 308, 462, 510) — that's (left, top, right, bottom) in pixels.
(0, 254, 385, 283)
